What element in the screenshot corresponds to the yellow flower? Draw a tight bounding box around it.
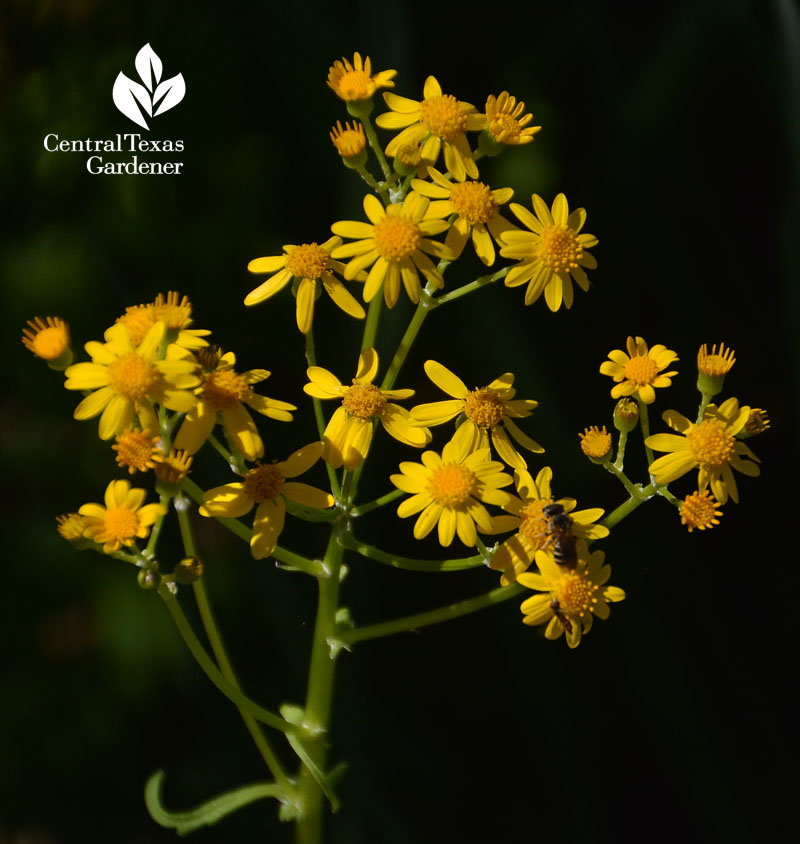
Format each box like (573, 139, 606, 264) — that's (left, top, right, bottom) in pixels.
(174, 349, 295, 462)
(740, 407, 770, 438)
(79, 479, 166, 554)
(22, 316, 72, 368)
(64, 322, 199, 440)
(500, 193, 597, 310)
(112, 428, 162, 474)
(245, 237, 365, 333)
(579, 426, 612, 461)
(481, 91, 541, 147)
(331, 192, 451, 307)
(376, 76, 484, 182)
(411, 167, 515, 266)
(330, 120, 367, 160)
(390, 439, 514, 547)
(327, 52, 396, 102)
(680, 490, 723, 532)
(304, 347, 430, 471)
(489, 466, 608, 586)
(517, 544, 625, 648)
(600, 336, 678, 405)
(116, 291, 210, 350)
(646, 397, 761, 503)
(153, 448, 194, 487)
(696, 342, 735, 396)
(56, 512, 90, 543)
(199, 443, 334, 560)
(409, 360, 542, 469)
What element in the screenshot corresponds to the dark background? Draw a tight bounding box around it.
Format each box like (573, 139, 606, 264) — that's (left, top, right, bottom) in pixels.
(1, 0, 797, 842)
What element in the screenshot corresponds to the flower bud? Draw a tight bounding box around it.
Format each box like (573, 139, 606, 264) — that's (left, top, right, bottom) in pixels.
(613, 398, 639, 433)
(172, 556, 204, 584)
(696, 343, 735, 398)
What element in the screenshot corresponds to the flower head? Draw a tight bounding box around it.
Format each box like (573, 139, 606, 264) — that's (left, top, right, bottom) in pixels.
(64, 322, 199, 440)
(331, 192, 451, 307)
(740, 407, 770, 438)
(112, 428, 162, 474)
(116, 291, 210, 350)
(600, 336, 678, 405)
(174, 350, 295, 461)
(500, 194, 597, 310)
(646, 397, 760, 503)
(680, 490, 723, 532)
(304, 347, 430, 471)
(489, 466, 608, 586)
(78, 480, 166, 554)
(330, 120, 367, 162)
(390, 439, 514, 547)
(411, 168, 515, 266)
(200, 443, 334, 559)
(376, 76, 484, 182)
(480, 91, 541, 150)
(154, 448, 194, 487)
(327, 53, 396, 102)
(409, 360, 542, 469)
(579, 426, 612, 461)
(517, 544, 625, 648)
(697, 342, 735, 397)
(56, 512, 91, 543)
(22, 316, 72, 368)
(246, 237, 365, 333)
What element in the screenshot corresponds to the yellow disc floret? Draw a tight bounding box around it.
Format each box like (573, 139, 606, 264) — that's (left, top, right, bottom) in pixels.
(538, 225, 582, 273)
(553, 571, 599, 618)
(330, 120, 367, 158)
(420, 94, 468, 141)
(624, 354, 660, 386)
(427, 463, 477, 508)
(464, 387, 505, 428)
(372, 215, 422, 261)
(56, 513, 89, 542)
(200, 369, 251, 410)
(116, 304, 156, 346)
(112, 428, 162, 474)
(153, 291, 193, 330)
(243, 464, 284, 502)
(107, 353, 160, 401)
(680, 490, 723, 532)
(342, 382, 386, 418)
(517, 499, 553, 550)
(22, 316, 71, 361)
(686, 418, 736, 468)
(154, 449, 193, 486)
(449, 181, 497, 225)
(286, 243, 332, 280)
(697, 342, 736, 377)
(579, 426, 612, 460)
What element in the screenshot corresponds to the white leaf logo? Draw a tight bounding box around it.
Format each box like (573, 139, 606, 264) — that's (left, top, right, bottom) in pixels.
(113, 44, 185, 130)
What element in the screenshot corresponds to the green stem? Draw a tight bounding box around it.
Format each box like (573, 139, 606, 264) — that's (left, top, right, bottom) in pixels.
(613, 428, 628, 470)
(602, 461, 648, 500)
(696, 391, 712, 424)
(637, 397, 655, 467)
(353, 162, 382, 194)
(380, 287, 435, 391)
(341, 530, 483, 572)
(349, 488, 404, 517)
(360, 111, 391, 182)
(599, 484, 656, 531)
(360, 294, 383, 352)
(434, 267, 509, 306)
(144, 493, 171, 557)
(339, 583, 525, 646)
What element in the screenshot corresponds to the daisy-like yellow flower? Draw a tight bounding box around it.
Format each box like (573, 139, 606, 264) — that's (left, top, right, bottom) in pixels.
(79, 479, 166, 554)
(304, 347, 430, 471)
(390, 440, 514, 547)
(330, 120, 367, 161)
(489, 466, 608, 586)
(327, 52, 396, 102)
(409, 360, 542, 470)
(411, 168, 516, 266)
(500, 193, 597, 310)
(22, 316, 72, 368)
(245, 237, 365, 333)
(199, 443, 334, 560)
(376, 76, 484, 182)
(64, 321, 199, 440)
(646, 397, 761, 504)
(680, 490, 723, 532)
(579, 426, 612, 461)
(331, 192, 451, 308)
(517, 544, 625, 648)
(600, 336, 679, 405)
(112, 428, 162, 474)
(174, 348, 295, 462)
(480, 91, 541, 147)
(117, 291, 210, 350)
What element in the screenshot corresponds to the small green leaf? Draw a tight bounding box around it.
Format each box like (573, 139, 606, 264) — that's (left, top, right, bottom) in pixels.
(287, 736, 341, 813)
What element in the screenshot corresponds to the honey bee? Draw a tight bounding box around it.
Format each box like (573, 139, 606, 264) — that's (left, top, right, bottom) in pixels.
(550, 597, 573, 634)
(541, 502, 578, 569)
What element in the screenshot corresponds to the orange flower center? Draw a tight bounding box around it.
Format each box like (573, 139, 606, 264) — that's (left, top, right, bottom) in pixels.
(680, 490, 722, 532)
(427, 462, 476, 508)
(579, 426, 612, 459)
(243, 464, 285, 502)
(489, 112, 522, 143)
(117, 306, 156, 346)
(697, 343, 735, 377)
(623, 355, 659, 386)
(343, 382, 385, 418)
(331, 121, 366, 157)
(286, 243, 332, 280)
(464, 387, 505, 427)
(419, 94, 467, 141)
(554, 571, 599, 617)
(373, 214, 421, 261)
(26, 321, 69, 360)
(538, 224, 582, 273)
(333, 69, 373, 100)
(518, 499, 552, 549)
(449, 181, 497, 225)
(108, 352, 160, 401)
(201, 369, 250, 409)
(686, 419, 735, 469)
(104, 507, 140, 543)
(113, 429, 160, 473)
(153, 292, 192, 330)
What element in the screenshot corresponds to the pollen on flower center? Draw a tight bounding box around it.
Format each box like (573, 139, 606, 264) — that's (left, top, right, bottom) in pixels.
(554, 572, 598, 617)
(108, 352, 159, 401)
(104, 507, 140, 542)
(464, 387, 505, 427)
(450, 182, 497, 224)
(538, 224, 582, 273)
(117, 305, 156, 346)
(373, 215, 422, 261)
(343, 382, 386, 418)
(687, 419, 735, 468)
(419, 95, 467, 141)
(201, 369, 250, 409)
(334, 70, 372, 100)
(490, 112, 521, 143)
(681, 490, 722, 532)
(518, 499, 552, 548)
(243, 464, 284, 502)
(286, 243, 331, 280)
(624, 355, 659, 386)
(427, 463, 476, 508)
(27, 323, 68, 359)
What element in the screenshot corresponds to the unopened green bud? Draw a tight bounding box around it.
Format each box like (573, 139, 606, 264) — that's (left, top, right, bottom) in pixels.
(613, 398, 639, 432)
(137, 567, 161, 590)
(172, 556, 204, 584)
